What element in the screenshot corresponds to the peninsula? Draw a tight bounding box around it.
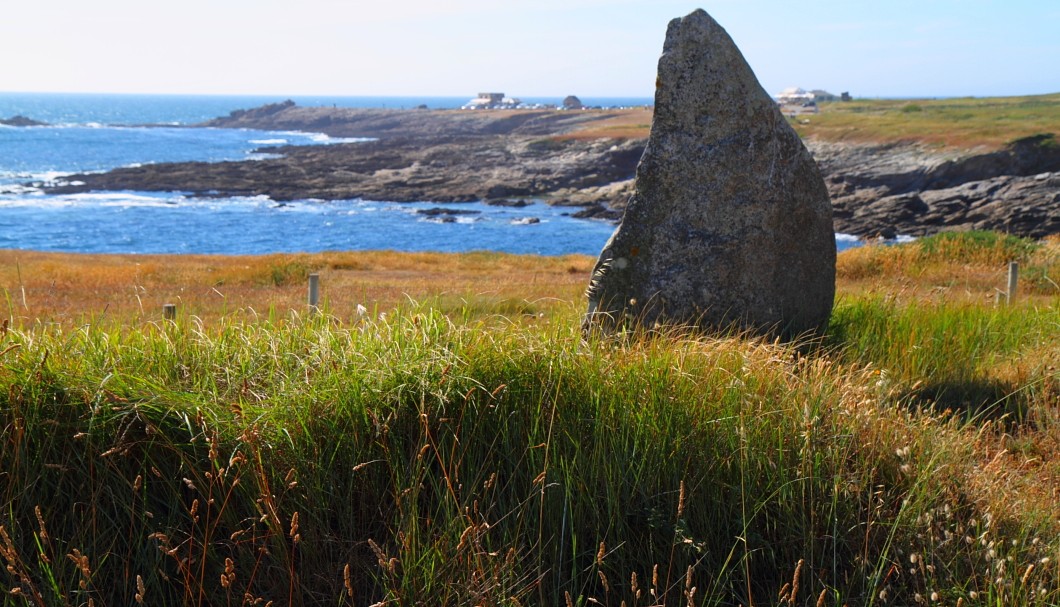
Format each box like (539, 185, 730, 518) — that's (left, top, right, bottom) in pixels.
(45, 94, 1060, 238)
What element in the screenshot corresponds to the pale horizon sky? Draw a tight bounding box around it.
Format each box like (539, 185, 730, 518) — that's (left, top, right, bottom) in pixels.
(2, 0, 1057, 99)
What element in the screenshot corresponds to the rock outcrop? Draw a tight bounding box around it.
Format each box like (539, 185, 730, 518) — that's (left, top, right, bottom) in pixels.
(48, 135, 645, 204)
(199, 103, 621, 138)
(813, 134, 1060, 239)
(1, 115, 48, 127)
(584, 9, 836, 337)
(220, 100, 296, 122)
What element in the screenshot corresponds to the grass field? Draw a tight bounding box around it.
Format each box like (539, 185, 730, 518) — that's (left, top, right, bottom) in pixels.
(790, 93, 1060, 150)
(1, 232, 1058, 605)
(0, 249, 595, 329)
(567, 93, 1060, 151)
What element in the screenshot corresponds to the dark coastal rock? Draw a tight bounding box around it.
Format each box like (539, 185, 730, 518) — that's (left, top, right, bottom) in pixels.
(222, 100, 296, 122)
(199, 103, 626, 138)
(486, 198, 532, 207)
(563, 95, 583, 110)
(585, 9, 836, 337)
(416, 207, 481, 216)
(814, 136, 1060, 238)
(571, 204, 623, 221)
(48, 135, 645, 206)
(1, 115, 48, 127)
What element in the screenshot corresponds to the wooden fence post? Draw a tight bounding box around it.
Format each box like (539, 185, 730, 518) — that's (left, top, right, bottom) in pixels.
(308, 274, 320, 310)
(163, 303, 177, 320)
(1007, 262, 1019, 305)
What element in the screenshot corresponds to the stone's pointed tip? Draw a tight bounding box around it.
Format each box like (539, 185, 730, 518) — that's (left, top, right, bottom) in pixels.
(675, 8, 719, 28)
(663, 8, 728, 53)
(683, 8, 712, 20)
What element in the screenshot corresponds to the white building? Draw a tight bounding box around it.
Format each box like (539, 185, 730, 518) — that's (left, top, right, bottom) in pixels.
(775, 87, 815, 104)
(775, 87, 838, 104)
(462, 92, 523, 110)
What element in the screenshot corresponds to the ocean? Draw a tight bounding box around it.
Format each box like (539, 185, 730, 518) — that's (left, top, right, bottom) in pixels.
(0, 92, 859, 256)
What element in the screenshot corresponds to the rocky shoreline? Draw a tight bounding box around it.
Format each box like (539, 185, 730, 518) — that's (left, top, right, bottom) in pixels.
(42, 102, 1060, 239)
(813, 135, 1060, 239)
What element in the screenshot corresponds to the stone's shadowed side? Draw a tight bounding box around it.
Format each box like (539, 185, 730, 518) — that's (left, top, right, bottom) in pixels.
(584, 9, 836, 338)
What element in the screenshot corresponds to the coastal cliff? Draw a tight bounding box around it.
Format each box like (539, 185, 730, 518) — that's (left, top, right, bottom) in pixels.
(813, 134, 1060, 239)
(45, 102, 1060, 239)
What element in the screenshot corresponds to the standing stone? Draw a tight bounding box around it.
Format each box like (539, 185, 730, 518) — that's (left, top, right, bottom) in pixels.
(585, 9, 835, 338)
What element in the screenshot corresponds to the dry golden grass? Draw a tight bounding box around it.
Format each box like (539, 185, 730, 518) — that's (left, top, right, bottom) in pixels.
(5, 236, 1056, 329)
(0, 249, 595, 327)
(837, 234, 1060, 305)
(561, 107, 653, 140)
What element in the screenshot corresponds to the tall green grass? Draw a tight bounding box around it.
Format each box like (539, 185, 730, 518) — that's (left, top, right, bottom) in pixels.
(829, 299, 1058, 419)
(2, 292, 1057, 605)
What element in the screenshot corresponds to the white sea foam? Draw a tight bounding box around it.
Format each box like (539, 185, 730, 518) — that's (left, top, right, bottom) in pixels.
(0, 196, 77, 209)
(0, 184, 43, 196)
(6, 170, 78, 185)
(98, 199, 182, 208)
(834, 232, 916, 251)
(314, 134, 375, 144)
(74, 192, 176, 205)
(249, 138, 289, 145)
(278, 131, 374, 145)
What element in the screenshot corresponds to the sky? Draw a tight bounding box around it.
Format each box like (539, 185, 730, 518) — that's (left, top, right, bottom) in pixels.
(2, 0, 1058, 99)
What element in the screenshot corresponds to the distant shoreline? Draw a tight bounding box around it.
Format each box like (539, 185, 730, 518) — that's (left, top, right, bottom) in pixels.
(0, 91, 654, 126)
(14, 93, 1060, 240)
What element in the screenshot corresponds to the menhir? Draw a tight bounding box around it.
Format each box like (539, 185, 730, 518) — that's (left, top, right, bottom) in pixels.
(585, 9, 836, 338)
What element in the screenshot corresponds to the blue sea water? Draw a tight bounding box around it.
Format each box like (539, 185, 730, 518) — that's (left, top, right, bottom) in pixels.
(0, 92, 654, 126)
(0, 92, 858, 256)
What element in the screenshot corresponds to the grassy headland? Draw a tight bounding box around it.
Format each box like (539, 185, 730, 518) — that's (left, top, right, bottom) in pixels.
(1, 233, 1058, 605)
(566, 93, 1060, 150)
(790, 93, 1060, 149)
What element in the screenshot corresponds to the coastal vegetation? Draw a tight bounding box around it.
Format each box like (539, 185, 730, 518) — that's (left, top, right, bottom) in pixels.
(1, 232, 1058, 605)
(790, 93, 1060, 149)
(559, 93, 1060, 150)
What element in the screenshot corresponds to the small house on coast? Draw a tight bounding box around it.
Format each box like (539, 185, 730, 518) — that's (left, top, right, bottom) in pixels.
(775, 87, 842, 116)
(462, 93, 524, 110)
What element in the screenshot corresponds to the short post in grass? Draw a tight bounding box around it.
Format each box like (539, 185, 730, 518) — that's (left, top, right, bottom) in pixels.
(163, 303, 177, 320)
(1007, 262, 1019, 304)
(308, 273, 320, 311)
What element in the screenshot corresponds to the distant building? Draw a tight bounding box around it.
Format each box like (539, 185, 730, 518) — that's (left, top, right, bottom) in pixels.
(774, 87, 845, 116)
(775, 87, 838, 104)
(776, 87, 814, 104)
(462, 92, 523, 110)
